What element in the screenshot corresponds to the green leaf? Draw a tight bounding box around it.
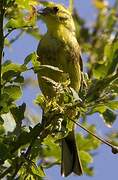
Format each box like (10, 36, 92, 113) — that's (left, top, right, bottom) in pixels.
(107, 101, 118, 110)
(76, 132, 100, 151)
(0, 93, 11, 114)
(2, 61, 26, 82)
(102, 109, 116, 127)
(104, 41, 118, 63)
(16, 0, 38, 9)
(2, 60, 27, 73)
(11, 131, 30, 153)
(91, 104, 107, 113)
(14, 75, 24, 83)
(5, 16, 32, 30)
(2, 70, 18, 82)
(80, 150, 93, 163)
(106, 9, 117, 29)
(3, 85, 22, 101)
(107, 48, 118, 75)
(90, 101, 118, 115)
(105, 41, 118, 76)
(29, 52, 40, 71)
(86, 73, 118, 102)
(93, 41, 118, 78)
(42, 136, 60, 159)
(31, 165, 45, 177)
(0, 142, 10, 161)
(5, 18, 21, 29)
(10, 103, 26, 122)
(93, 64, 107, 79)
(24, 52, 37, 65)
(35, 94, 45, 108)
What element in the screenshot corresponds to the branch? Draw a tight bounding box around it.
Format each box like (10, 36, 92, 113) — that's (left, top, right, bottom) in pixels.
(0, 0, 5, 97)
(4, 26, 34, 39)
(71, 119, 118, 154)
(4, 28, 16, 39)
(9, 30, 24, 44)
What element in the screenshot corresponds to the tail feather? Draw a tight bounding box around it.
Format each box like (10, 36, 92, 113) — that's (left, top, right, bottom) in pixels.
(61, 130, 83, 177)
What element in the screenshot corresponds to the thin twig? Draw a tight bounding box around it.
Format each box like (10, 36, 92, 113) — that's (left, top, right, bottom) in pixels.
(9, 30, 24, 44)
(4, 25, 34, 39)
(0, 0, 5, 97)
(4, 28, 17, 39)
(71, 118, 118, 153)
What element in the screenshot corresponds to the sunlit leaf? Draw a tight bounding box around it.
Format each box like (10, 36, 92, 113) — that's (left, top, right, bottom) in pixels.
(16, 0, 38, 9)
(107, 101, 118, 110)
(91, 104, 107, 113)
(2, 61, 26, 74)
(24, 52, 37, 65)
(31, 165, 45, 177)
(76, 132, 100, 152)
(2, 61, 27, 82)
(42, 136, 60, 159)
(3, 85, 22, 101)
(80, 150, 93, 163)
(35, 94, 46, 108)
(1, 112, 16, 133)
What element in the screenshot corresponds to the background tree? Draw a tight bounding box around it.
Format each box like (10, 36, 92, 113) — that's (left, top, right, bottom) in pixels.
(0, 0, 118, 179)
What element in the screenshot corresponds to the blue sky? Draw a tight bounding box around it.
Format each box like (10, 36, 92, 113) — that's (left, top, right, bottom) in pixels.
(4, 0, 118, 179)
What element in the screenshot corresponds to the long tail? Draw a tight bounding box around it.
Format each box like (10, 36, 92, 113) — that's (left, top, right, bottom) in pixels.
(61, 129, 83, 177)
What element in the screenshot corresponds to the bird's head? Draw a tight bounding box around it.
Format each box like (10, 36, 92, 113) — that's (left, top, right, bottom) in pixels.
(38, 3, 75, 33)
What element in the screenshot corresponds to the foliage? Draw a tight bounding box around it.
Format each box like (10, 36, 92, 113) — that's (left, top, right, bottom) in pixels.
(0, 0, 118, 179)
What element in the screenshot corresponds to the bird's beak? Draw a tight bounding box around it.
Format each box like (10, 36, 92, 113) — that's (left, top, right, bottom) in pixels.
(37, 7, 51, 16)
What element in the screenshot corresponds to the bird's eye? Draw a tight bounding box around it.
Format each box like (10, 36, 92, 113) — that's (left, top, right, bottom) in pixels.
(53, 6, 59, 13)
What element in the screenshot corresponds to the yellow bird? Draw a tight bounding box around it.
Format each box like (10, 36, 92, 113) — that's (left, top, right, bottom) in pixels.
(37, 3, 83, 177)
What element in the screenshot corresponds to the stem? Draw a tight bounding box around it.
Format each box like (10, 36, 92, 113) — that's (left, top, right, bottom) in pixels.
(71, 119, 118, 153)
(4, 28, 17, 39)
(4, 26, 34, 39)
(0, 0, 4, 97)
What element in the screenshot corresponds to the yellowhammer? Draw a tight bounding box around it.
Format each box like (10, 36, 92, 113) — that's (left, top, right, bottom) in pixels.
(37, 2, 83, 177)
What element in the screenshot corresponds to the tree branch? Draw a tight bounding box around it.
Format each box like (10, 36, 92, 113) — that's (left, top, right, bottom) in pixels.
(0, 0, 4, 97)
(71, 119, 118, 154)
